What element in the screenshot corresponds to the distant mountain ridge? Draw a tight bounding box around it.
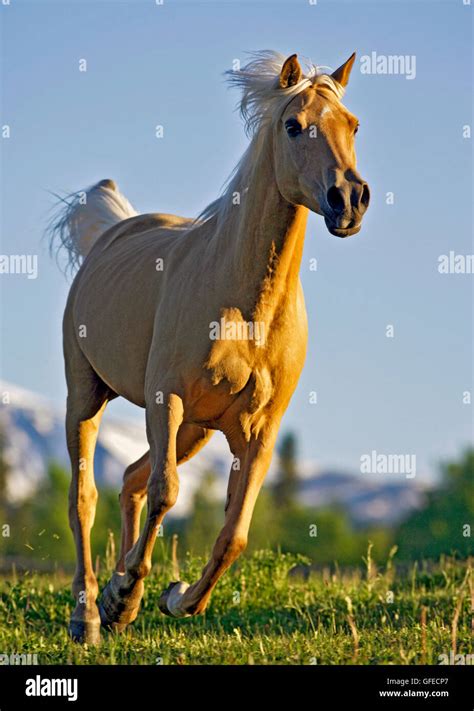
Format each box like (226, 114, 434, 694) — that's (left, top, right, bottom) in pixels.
(0, 381, 427, 524)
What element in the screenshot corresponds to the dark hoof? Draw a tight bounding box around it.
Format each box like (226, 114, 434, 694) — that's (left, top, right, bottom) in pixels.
(158, 581, 191, 618)
(158, 582, 181, 617)
(68, 619, 101, 645)
(98, 602, 128, 634)
(99, 579, 143, 631)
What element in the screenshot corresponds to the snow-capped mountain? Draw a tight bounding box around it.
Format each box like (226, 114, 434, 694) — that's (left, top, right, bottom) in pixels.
(0, 381, 426, 524)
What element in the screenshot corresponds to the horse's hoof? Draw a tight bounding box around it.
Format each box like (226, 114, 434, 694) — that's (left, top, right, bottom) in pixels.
(159, 581, 191, 618)
(158, 582, 177, 616)
(98, 601, 128, 634)
(68, 619, 101, 645)
(99, 578, 143, 631)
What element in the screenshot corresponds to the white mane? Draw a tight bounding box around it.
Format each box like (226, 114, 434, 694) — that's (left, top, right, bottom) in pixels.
(196, 50, 345, 230)
(227, 50, 344, 136)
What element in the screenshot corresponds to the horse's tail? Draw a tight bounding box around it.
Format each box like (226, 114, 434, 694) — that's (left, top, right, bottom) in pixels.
(47, 179, 138, 274)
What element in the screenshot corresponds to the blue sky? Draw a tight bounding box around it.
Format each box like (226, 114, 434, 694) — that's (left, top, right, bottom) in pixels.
(1, 0, 472, 480)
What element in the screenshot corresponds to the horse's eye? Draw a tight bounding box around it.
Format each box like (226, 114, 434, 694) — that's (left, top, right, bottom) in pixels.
(354, 124, 359, 135)
(285, 118, 302, 138)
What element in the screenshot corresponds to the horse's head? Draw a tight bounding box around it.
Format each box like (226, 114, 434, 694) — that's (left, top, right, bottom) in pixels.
(274, 53, 370, 237)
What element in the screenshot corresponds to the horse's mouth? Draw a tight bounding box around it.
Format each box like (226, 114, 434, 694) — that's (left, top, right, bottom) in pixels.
(324, 218, 361, 238)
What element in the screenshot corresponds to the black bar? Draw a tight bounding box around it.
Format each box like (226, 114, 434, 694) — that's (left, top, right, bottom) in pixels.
(0, 664, 471, 709)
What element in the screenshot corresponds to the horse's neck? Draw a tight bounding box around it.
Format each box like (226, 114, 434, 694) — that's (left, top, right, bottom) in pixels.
(212, 130, 308, 324)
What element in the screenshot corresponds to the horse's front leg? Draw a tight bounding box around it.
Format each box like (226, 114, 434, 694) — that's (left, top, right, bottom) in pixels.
(116, 425, 213, 573)
(99, 392, 183, 631)
(159, 425, 278, 617)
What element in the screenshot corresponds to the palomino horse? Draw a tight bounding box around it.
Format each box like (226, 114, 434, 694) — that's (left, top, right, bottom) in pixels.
(50, 51, 370, 644)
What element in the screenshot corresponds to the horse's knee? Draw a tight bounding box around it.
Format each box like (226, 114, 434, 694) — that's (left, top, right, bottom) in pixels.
(147, 477, 179, 518)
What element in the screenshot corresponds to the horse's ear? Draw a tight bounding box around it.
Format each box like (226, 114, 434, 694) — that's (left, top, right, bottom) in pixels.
(279, 54, 303, 89)
(331, 52, 356, 87)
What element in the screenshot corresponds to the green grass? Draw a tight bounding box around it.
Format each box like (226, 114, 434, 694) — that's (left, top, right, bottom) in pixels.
(0, 550, 471, 665)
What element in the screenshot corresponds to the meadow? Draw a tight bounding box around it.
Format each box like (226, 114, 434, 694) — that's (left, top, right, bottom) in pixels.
(0, 549, 471, 666)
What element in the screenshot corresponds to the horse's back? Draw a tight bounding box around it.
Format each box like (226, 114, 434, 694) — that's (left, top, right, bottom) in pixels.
(92, 212, 194, 254)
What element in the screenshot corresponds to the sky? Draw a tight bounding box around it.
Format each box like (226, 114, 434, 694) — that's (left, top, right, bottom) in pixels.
(1, 0, 472, 482)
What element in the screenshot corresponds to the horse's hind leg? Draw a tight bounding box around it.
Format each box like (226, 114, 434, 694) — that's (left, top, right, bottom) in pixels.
(65, 359, 109, 644)
(115, 425, 213, 573)
(116, 452, 150, 574)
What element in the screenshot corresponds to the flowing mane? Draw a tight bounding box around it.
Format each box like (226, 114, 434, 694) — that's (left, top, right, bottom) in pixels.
(195, 50, 345, 232)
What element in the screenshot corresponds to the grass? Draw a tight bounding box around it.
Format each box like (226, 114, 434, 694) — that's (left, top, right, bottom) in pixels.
(0, 549, 471, 665)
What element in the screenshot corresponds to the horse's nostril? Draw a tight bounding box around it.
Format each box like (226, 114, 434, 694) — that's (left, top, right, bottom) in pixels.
(327, 186, 345, 214)
(361, 183, 370, 208)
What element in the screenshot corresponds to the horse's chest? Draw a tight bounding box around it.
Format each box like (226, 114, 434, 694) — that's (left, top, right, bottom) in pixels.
(200, 325, 303, 418)
(185, 299, 307, 426)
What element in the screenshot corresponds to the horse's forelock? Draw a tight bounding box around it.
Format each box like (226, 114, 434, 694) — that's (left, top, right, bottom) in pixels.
(225, 50, 345, 136)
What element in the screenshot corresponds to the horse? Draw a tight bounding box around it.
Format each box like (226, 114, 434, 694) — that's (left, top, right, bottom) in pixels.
(49, 50, 370, 644)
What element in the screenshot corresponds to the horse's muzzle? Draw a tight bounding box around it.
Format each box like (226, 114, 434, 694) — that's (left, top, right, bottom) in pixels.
(324, 217, 361, 238)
